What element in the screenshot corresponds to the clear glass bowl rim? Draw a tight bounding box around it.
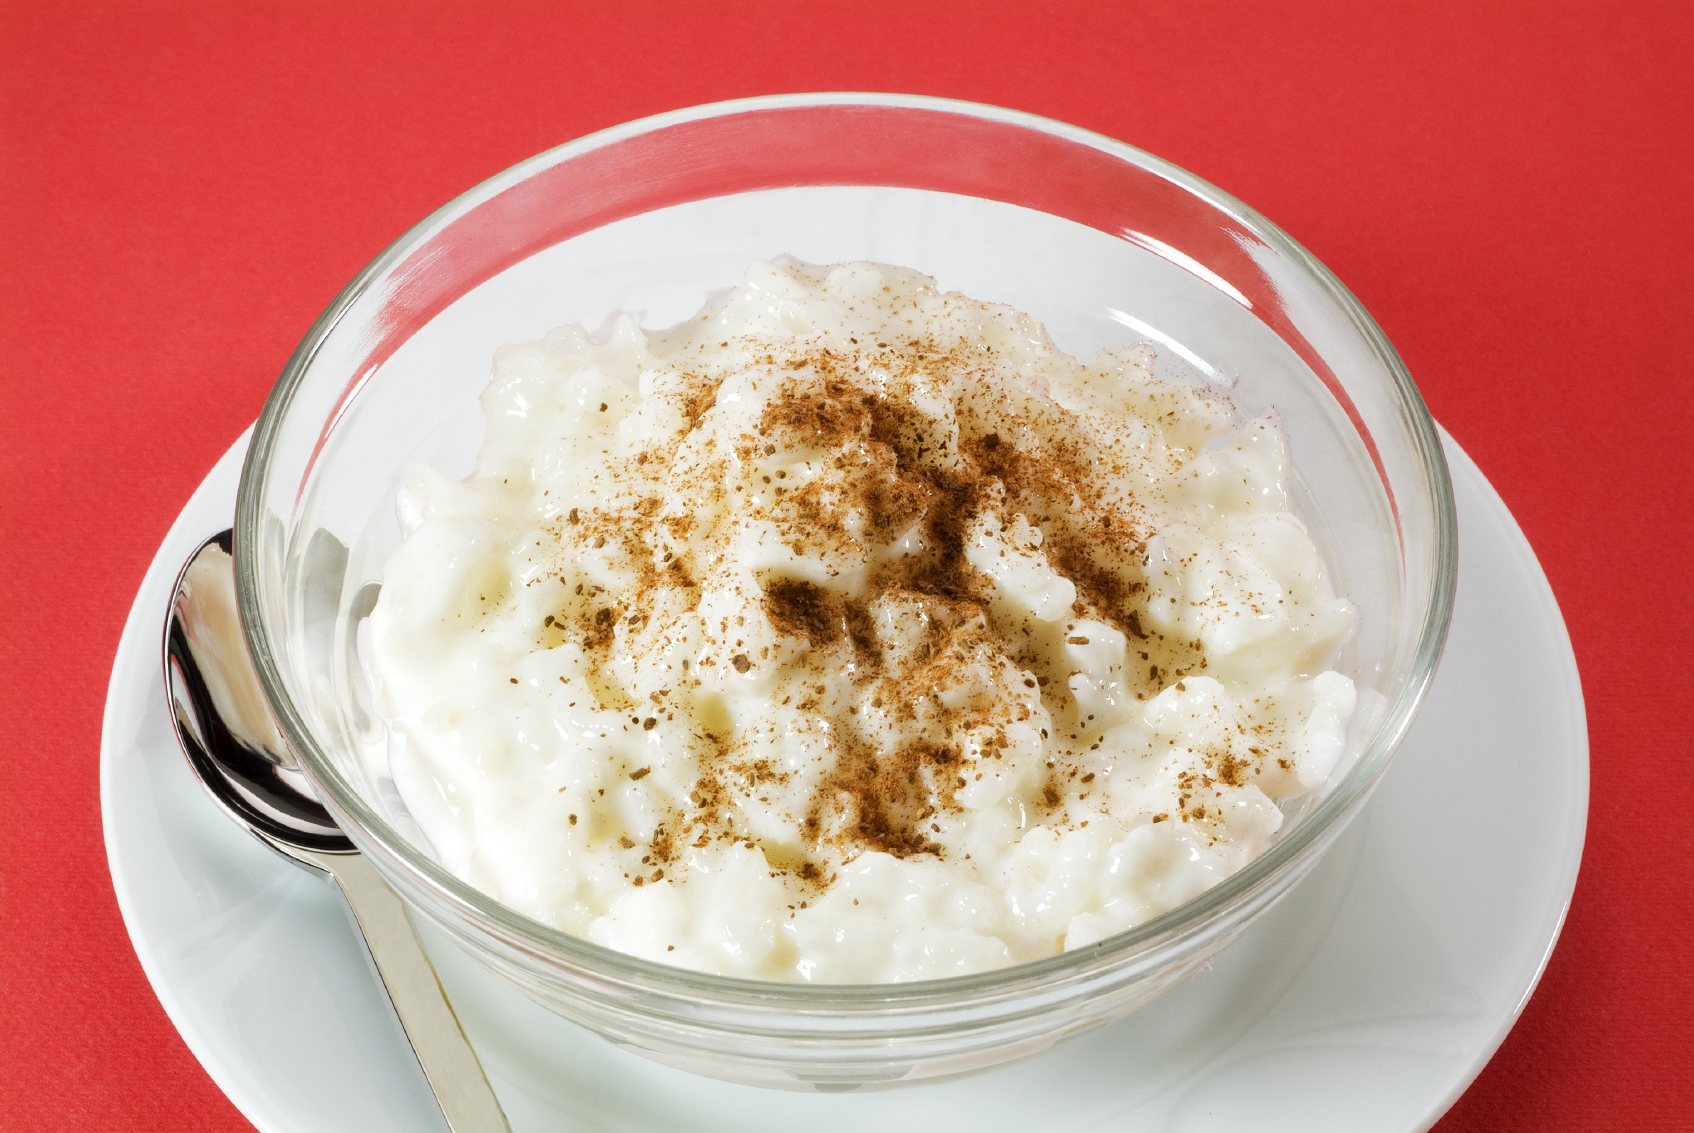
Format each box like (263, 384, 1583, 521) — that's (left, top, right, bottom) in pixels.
(234, 91, 1457, 1007)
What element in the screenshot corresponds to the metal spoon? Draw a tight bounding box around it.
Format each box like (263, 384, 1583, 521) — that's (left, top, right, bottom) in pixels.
(165, 530, 510, 1133)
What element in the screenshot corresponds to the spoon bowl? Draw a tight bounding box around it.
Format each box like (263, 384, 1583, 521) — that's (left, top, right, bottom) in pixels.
(166, 530, 352, 858)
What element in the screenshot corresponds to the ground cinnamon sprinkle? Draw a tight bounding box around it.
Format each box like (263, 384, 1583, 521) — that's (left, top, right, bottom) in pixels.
(531, 311, 1241, 885)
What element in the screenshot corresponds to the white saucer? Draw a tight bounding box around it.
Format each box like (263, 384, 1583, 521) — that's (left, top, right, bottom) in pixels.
(102, 428, 1587, 1133)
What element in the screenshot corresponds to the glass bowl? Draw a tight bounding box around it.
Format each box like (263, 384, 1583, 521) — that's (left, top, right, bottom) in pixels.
(234, 93, 1455, 1091)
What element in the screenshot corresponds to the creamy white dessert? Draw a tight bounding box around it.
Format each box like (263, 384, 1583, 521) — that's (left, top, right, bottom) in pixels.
(364, 260, 1357, 983)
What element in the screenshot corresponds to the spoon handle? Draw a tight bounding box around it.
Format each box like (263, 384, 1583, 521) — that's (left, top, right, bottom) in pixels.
(302, 848, 512, 1133)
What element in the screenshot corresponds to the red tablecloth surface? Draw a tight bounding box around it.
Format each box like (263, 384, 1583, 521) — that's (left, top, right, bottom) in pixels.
(2, 3, 1690, 1129)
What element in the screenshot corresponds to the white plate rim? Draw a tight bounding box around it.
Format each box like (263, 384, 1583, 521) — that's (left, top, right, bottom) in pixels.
(100, 424, 1589, 1133)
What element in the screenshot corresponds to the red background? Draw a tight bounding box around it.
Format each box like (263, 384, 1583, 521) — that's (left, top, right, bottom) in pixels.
(2, 2, 1690, 1129)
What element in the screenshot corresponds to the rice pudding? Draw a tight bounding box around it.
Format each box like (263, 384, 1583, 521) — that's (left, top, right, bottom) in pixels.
(363, 260, 1358, 982)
